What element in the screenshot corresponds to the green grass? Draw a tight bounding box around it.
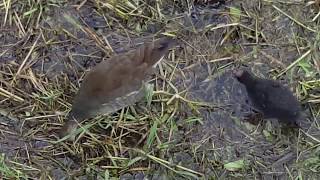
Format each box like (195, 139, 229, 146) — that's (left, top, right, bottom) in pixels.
(0, 0, 319, 179)
(0, 154, 28, 179)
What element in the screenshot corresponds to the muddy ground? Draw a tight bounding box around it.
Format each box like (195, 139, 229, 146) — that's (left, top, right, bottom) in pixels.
(0, 0, 320, 179)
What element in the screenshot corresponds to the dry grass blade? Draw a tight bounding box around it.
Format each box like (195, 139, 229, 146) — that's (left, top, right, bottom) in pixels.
(277, 49, 312, 78)
(2, 0, 11, 26)
(12, 34, 41, 83)
(0, 0, 319, 179)
(272, 5, 316, 33)
(63, 13, 112, 55)
(0, 87, 24, 102)
(134, 148, 204, 177)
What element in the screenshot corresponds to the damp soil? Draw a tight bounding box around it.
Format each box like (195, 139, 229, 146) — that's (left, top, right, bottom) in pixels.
(0, 0, 319, 179)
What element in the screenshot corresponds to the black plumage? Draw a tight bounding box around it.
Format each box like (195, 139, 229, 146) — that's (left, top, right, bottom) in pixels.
(234, 69, 301, 127)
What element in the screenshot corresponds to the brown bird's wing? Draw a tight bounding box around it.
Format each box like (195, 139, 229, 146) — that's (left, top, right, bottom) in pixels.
(70, 49, 150, 119)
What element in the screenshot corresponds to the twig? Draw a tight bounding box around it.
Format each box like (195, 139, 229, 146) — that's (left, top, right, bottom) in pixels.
(12, 34, 41, 83)
(277, 49, 312, 78)
(272, 5, 316, 33)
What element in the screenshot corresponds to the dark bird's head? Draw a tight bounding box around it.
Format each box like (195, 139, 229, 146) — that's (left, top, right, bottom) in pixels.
(233, 69, 256, 86)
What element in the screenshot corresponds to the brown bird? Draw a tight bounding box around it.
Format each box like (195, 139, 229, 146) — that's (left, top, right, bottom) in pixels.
(60, 37, 175, 140)
(234, 69, 301, 127)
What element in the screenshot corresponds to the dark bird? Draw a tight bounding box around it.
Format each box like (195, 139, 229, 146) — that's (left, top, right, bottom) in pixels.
(234, 69, 301, 127)
(60, 37, 175, 140)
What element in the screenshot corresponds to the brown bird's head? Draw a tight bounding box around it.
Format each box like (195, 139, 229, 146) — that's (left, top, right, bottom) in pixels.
(143, 37, 176, 66)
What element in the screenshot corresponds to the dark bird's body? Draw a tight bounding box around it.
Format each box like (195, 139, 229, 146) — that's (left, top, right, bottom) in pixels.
(60, 37, 175, 139)
(234, 70, 301, 127)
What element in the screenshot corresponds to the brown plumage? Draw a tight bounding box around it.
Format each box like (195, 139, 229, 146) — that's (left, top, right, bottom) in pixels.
(60, 37, 175, 139)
